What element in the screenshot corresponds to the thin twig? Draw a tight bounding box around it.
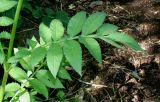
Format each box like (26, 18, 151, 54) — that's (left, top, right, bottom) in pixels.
(16, 28, 37, 33)
(77, 79, 108, 88)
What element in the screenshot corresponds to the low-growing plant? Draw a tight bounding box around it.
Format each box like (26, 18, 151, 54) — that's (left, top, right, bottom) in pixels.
(0, 0, 143, 101)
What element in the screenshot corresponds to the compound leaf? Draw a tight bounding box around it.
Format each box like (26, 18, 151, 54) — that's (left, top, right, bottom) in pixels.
(47, 43, 63, 78)
(82, 12, 106, 35)
(63, 40, 82, 76)
(67, 11, 86, 37)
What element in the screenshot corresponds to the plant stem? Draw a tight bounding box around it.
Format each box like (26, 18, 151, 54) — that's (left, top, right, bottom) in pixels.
(0, 0, 23, 101)
(7, 0, 23, 60)
(0, 71, 9, 102)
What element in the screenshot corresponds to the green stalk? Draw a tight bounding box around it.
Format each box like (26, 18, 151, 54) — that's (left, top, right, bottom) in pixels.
(0, 0, 23, 101)
(7, 0, 23, 60)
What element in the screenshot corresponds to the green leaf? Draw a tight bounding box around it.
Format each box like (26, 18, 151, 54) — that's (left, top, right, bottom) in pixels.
(36, 70, 64, 88)
(63, 40, 82, 75)
(100, 37, 122, 48)
(29, 79, 48, 98)
(9, 67, 28, 82)
(40, 37, 46, 45)
(20, 59, 32, 71)
(56, 91, 65, 100)
(0, 0, 17, 13)
(58, 67, 72, 80)
(0, 16, 13, 26)
(45, 8, 54, 16)
(32, 7, 43, 19)
(0, 43, 5, 64)
(47, 43, 63, 78)
(51, 79, 64, 88)
(55, 10, 70, 26)
(79, 37, 102, 63)
(97, 23, 118, 36)
(27, 39, 37, 49)
(105, 32, 143, 51)
(19, 91, 30, 102)
(0, 50, 5, 64)
(5, 83, 20, 92)
(10, 88, 27, 102)
(30, 36, 40, 47)
(39, 23, 52, 43)
(4, 92, 15, 100)
(67, 11, 86, 37)
(50, 19, 64, 41)
(8, 48, 30, 63)
(30, 47, 47, 67)
(14, 48, 30, 59)
(7, 56, 19, 63)
(22, 0, 33, 12)
(0, 31, 11, 39)
(82, 12, 107, 35)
